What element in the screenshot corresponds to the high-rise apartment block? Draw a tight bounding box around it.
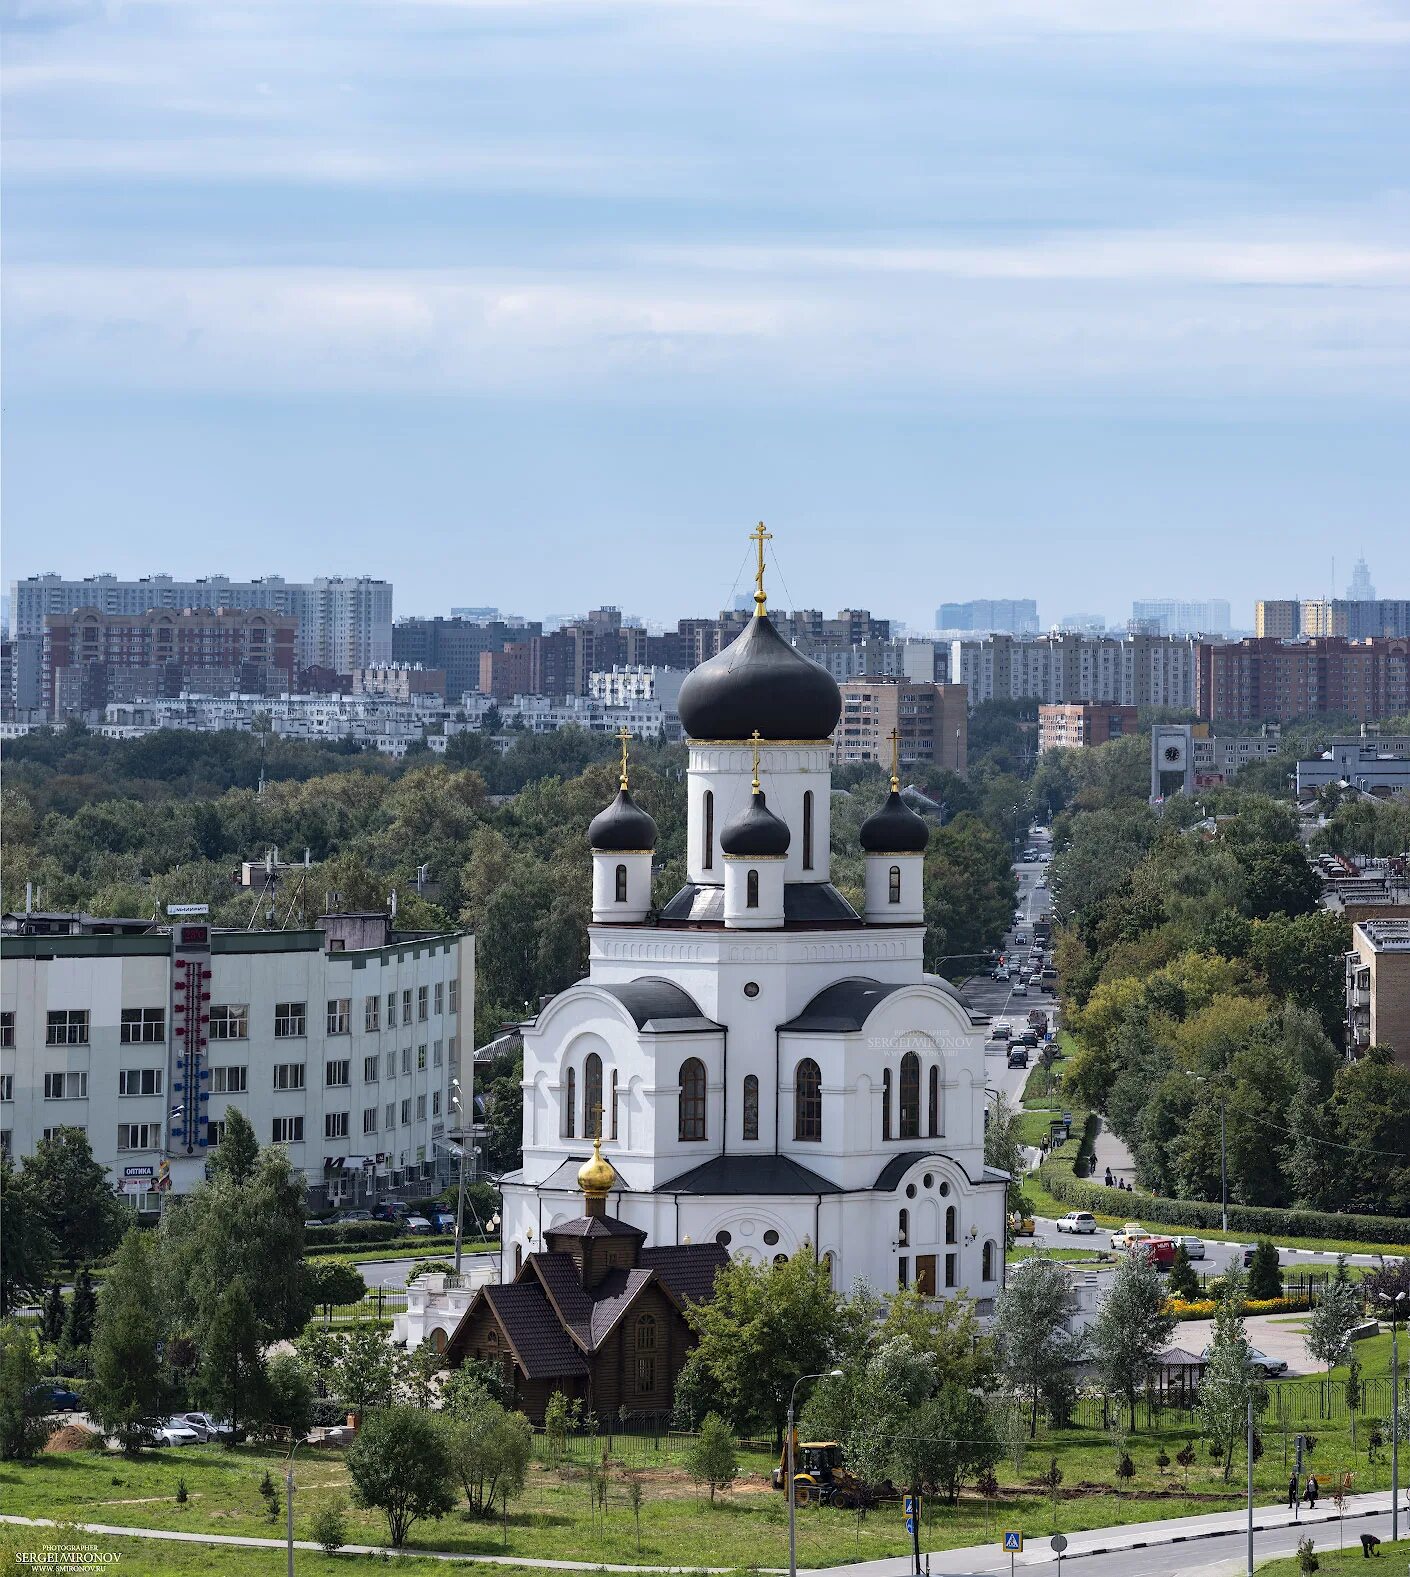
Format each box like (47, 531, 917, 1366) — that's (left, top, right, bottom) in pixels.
(833, 677, 969, 774)
(392, 616, 544, 701)
(1196, 637, 1410, 725)
(1255, 599, 1410, 640)
(8, 574, 391, 717)
(1131, 598, 1231, 636)
(936, 599, 1039, 635)
(1038, 704, 1139, 752)
(947, 632, 1196, 710)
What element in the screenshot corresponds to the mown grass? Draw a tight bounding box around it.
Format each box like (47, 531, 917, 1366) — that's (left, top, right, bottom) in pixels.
(1258, 1537, 1409, 1573)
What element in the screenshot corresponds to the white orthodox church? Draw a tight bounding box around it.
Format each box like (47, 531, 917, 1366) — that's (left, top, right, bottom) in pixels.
(499, 534, 1008, 1306)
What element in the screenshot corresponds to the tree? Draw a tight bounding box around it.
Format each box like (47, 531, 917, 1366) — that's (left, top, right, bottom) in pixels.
(1305, 1274, 1361, 1381)
(40, 1284, 66, 1346)
(21, 1128, 124, 1266)
(192, 1278, 268, 1442)
(444, 1379, 533, 1519)
(1168, 1245, 1200, 1301)
(1090, 1252, 1177, 1432)
(312, 1501, 347, 1556)
(677, 1251, 858, 1444)
(305, 1261, 367, 1313)
(0, 1154, 54, 1317)
(0, 1322, 53, 1460)
(62, 1267, 97, 1351)
(984, 1093, 1026, 1214)
(264, 1353, 315, 1441)
(993, 1256, 1087, 1437)
(804, 1332, 935, 1492)
(1196, 1270, 1267, 1481)
(915, 1383, 999, 1504)
(207, 1108, 259, 1184)
(346, 1406, 456, 1547)
(1246, 1240, 1283, 1302)
(685, 1413, 738, 1503)
(89, 1230, 166, 1450)
(334, 1325, 403, 1417)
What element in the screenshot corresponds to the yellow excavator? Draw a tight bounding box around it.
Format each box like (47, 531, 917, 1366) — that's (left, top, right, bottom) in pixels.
(771, 1434, 896, 1509)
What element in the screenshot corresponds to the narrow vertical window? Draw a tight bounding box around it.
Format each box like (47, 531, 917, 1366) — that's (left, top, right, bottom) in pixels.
(742, 1074, 759, 1141)
(946, 1205, 957, 1244)
(982, 1240, 996, 1281)
(889, 864, 902, 904)
(615, 863, 628, 903)
(898, 1208, 909, 1247)
(702, 790, 714, 870)
(928, 1065, 940, 1137)
(746, 869, 759, 908)
(803, 790, 814, 870)
(882, 1068, 892, 1141)
(899, 1052, 920, 1139)
(564, 1066, 576, 1138)
(610, 1070, 619, 1139)
(678, 1058, 706, 1141)
(794, 1059, 822, 1142)
(583, 1053, 603, 1139)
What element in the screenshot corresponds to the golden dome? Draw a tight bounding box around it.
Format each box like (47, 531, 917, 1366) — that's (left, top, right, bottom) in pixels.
(577, 1132, 617, 1197)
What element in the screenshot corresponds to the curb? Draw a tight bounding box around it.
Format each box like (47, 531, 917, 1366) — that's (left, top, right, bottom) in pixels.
(1043, 1503, 1388, 1563)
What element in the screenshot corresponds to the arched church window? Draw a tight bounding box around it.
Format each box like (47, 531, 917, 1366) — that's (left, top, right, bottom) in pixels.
(615, 863, 628, 904)
(742, 1074, 759, 1141)
(881, 1068, 892, 1140)
(746, 869, 759, 908)
(610, 1069, 619, 1140)
(702, 790, 714, 870)
(583, 1053, 603, 1140)
(928, 1065, 940, 1137)
(794, 1058, 822, 1142)
(889, 865, 902, 904)
(563, 1066, 576, 1138)
(803, 791, 814, 870)
(982, 1239, 996, 1281)
(946, 1205, 957, 1244)
(898, 1208, 909, 1247)
(899, 1052, 920, 1139)
(678, 1057, 706, 1141)
(634, 1314, 656, 1393)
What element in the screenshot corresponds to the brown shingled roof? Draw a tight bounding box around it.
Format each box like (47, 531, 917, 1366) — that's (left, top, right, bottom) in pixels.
(481, 1283, 589, 1379)
(639, 1242, 729, 1307)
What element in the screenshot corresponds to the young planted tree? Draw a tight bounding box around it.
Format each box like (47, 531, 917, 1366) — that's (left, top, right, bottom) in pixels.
(1306, 1276, 1360, 1384)
(40, 1284, 66, 1346)
(0, 1154, 54, 1318)
(192, 1277, 268, 1442)
(1167, 1245, 1200, 1302)
(1090, 1251, 1176, 1432)
(1196, 1271, 1268, 1482)
(63, 1267, 97, 1352)
(1246, 1241, 1283, 1302)
(346, 1406, 457, 1547)
(0, 1322, 54, 1460)
(684, 1413, 738, 1503)
(443, 1377, 532, 1519)
(993, 1256, 1087, 1437)
(89, 1230, 166, 1450)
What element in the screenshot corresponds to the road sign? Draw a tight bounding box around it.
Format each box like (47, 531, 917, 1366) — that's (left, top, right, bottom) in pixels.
(1002, 1531, 1023, 1552)
(1295, 1434, 1305, 1473)
(166, 903, 209, 916)
(905, 1517, 916, 1535)
(1050, 1535, 1067, 1552)
(903, 1495, 918, 1515)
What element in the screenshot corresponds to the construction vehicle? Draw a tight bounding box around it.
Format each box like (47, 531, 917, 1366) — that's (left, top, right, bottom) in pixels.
(772, 1434, 896, 1509)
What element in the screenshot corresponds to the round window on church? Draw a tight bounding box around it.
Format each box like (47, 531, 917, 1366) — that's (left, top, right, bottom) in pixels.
(923, 1173, 934, 1188)
(938, 1181, 950, 1197)
(763, 1229, 780, 1246)
(773, 1253, 788, 1266)
(905, 1184, 917, 1199)
(716, 1230, 732, 1247)
(743, 981, 760, 998)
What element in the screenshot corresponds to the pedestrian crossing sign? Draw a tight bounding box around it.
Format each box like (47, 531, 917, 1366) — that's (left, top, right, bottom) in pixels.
(1003, 1530, 1023, 1551)
(903, 1496, 918, 1515)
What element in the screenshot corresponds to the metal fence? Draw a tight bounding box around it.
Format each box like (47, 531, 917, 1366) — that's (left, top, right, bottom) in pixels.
(309, 1287, 410, 1325)
(529, 1423, 775, 1469)
(1036, 1376, 1402, 1434)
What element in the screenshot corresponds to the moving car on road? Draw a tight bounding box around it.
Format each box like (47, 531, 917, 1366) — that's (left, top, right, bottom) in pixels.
(1055, 1211, 1097, 1235)
(1131, 1235, 1176, 1271)
(1110, 1221, 1148, 1249)
(1199, 1343, 1288, 1377)
(1009, 1211, 1036, 1237)
(1171, 1235, 1206, 1259)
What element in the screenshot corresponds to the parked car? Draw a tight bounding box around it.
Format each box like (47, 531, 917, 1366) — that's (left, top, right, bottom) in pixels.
(1199, 1344, 1288, 1377)
(429, 1209, 457, 1234)
(175, 1412, 234, 1443)
(1055, 1211, 1097, 1235)
(373, 1201, 411, 1223)
(403, 1215, 433, 1235)
(137, 1417, 203, 1448)
(1007, 1046, 1029, 1068)
(333, 1209, 373, 1224)
(1110, 1221, 1147, 1249)
(29, 1383, 80, 1413)
(1171, 1235, 1206, 1259)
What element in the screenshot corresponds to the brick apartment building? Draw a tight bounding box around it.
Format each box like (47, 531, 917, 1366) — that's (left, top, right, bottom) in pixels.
(1196, 637, 1410, 725)
(1346, 919, 1410, 1066)
(42, 607, 296, 717)
(833, 676, 968, 774)
(1038, 703, 1139, 752)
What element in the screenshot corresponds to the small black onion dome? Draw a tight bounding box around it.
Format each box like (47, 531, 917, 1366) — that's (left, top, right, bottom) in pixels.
(677, 615, 842, 741)
(588, 788, 658, 852)
(860, 791, 929, 853)
(720, 790, 791, 857)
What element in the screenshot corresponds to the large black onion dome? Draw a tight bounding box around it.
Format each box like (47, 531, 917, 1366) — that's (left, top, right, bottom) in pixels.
(677, 616, 842, 741)
(859, 791, 929, 853)
(720, 790, 791, 857)
(588, 788, 658, 852)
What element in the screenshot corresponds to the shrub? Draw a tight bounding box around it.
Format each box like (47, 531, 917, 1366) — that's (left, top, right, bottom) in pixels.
(175, 1478, 188, 1505)
(303, 1222, 400, 1249)
(312, 1500, 347, 1555)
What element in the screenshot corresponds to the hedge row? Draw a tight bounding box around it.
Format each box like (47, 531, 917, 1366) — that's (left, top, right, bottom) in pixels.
(1037, 1159, 1410, 1246)
(303, 1221, 403, 1247)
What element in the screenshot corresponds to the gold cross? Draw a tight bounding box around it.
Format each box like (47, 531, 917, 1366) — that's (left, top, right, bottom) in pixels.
(616, 727, 632, 791)
(750, 521, 772, 616)
(592, 1100, 604, 1139)
(889, 727, 900, 794)
(750, 728, 762, 793)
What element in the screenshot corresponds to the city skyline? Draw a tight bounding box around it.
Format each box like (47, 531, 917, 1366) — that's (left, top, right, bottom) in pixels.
(4, 1, 1408, 628)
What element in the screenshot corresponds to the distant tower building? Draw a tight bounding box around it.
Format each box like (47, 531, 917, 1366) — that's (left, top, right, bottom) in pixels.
(1348, 557, 1376, 602)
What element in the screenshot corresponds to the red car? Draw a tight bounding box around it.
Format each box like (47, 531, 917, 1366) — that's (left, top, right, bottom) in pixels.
(1131, 1236, 1175, 1271)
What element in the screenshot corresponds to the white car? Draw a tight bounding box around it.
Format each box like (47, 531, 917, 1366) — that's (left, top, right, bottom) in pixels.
(1171, 1235, 1206, 1260)
(1055, 1211, 1097, 1235)
(140, 1417, 202, 1448)
(1012, 981, 1028, 996)
(1198, 1344, 1287, 1377)
(176, 1412, 233, 1443)
(404, 1215, 433, 1234)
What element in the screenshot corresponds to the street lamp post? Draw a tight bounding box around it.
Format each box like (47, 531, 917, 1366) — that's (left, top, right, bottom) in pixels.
(451, 1080, 468, 1275)
(1378, 1289, 1406, 1543)
(285, 1434, 309, 1577)
(787, 1368, 844, 1577)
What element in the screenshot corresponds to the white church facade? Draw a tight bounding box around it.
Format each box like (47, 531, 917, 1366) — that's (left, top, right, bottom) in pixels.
(499, 531, 1008, 1306)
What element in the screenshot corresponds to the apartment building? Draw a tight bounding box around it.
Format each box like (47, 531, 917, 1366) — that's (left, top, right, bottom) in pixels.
(0, 910, 473, 1207)
(936, 599, 1039, 635)
(833, 676, 968, 774)
(1256, 600, 1410, 640)
(1196, 638, 1410, 725)
(1038, 704, 1138, 752)
(392, 616, 543, 700)
(351, 664, 446, 703)
(947, 632, 1197, 710)
(1130, 599, 1232, 637)
(1346, 919, 1410, 1065)
(42, 607, 297, 718)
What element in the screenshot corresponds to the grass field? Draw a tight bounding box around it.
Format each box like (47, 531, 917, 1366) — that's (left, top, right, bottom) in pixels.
(1258, 1536, 1408, 1572)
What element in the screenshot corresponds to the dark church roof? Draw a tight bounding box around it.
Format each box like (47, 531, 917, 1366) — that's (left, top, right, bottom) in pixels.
(859, 790, 930, 854)
(547, 1213, 647, 1241)
(479, 1283, 590, 1379)
(588, 787, 658, 852)
(676, 614, 843, 742)
(639, 1243, 730, 1306)
(781, 977, 901, 1032)
(659, 1153, 841, 1195)
(720, 789, 791, 857)
(658, 882, 860, 926)
(598, 978, 721, 1033)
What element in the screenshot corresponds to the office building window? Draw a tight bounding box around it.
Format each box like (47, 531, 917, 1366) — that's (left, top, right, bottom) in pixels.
(120, 1008, 166, 1044)
(386, 992, 397, 1028)
(272, 1116, 304, 1144)
(416, 1094, 426, 1121)
(417, 985, 428, 1022)
(417, 1045, 426, 1071)
(116, 1068, 163, 1097)
(385, 1102, 396, 1129)
(209, 1005, 248, 1040)
(433, 1039, 442, 1067)
(210, 1065, 246, 1094)
(273, 1063, 305, 1091)
(434, 982, 444, 1015)
(432, 1089, 441, 1116)
(326, 1059, 350, 1088)
(363, 1055, 379, 1083)
(0, 1076, 12, 1103)
(0, 1012, 12, 1048)
(207, 1120, 226, 1147)
(401, 1048, 411, 1075)
(400, 1098, 411, 1125)
(363, 1107, 378, 1134)
(45, 1070, 89, 1100)
(364, 995, 380, 1033)
(402, 989, 412, 1024)
(386, 1052, 397, 1079)
(325, 1111, 349, 1140)
(274, 1003, 306, 1038)
(448, 979, 458, 1014)
(117, 1122, 158, 1151)
(326, 999, 351, 1036)
(46, 1010, 89, 1047)
(43, 1126, 85, 1142)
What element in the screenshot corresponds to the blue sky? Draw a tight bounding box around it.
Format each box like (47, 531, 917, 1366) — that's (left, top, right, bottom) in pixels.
(4, 0, 1408, 629)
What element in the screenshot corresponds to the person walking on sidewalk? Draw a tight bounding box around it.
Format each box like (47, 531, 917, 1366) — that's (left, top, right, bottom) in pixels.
(1304, 1474, 1319, 1510)
(1287, 1473, 1299, 1511)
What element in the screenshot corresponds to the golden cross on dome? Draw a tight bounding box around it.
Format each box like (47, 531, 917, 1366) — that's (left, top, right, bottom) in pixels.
(889, 727, 901, 794)
(750, 521, 772, 617)
(750, 728, 762, 793)
(592, 1100, 604, 1139)
(616, 727, 632, 791)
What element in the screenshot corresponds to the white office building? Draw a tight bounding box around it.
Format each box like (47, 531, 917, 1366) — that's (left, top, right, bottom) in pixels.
(0, 911, 471, 1210)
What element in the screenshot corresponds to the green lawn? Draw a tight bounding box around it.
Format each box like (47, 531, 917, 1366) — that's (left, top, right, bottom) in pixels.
(1007, 1246, 1113, 1265)
(1258, 1537, 1408, 1573)
(307, 1237, 499, 1263)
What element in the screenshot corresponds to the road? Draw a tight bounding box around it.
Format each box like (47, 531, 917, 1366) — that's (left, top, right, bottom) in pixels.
(355, 1248, 498, 1288)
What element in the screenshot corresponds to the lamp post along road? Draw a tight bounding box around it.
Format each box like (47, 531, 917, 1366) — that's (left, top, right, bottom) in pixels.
(451, 1080, 467, 1275)
(1380, 1290, 1406, 1543)
(787, 1368, 844, 1577)
(285, 1435, 308, 1577)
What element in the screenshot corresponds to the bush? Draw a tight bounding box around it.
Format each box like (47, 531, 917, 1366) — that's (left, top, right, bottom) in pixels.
(1036, 1161, 1410, 1245)
(312, 1500, 347, 1555)
(303, 1222, 400, 1249)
